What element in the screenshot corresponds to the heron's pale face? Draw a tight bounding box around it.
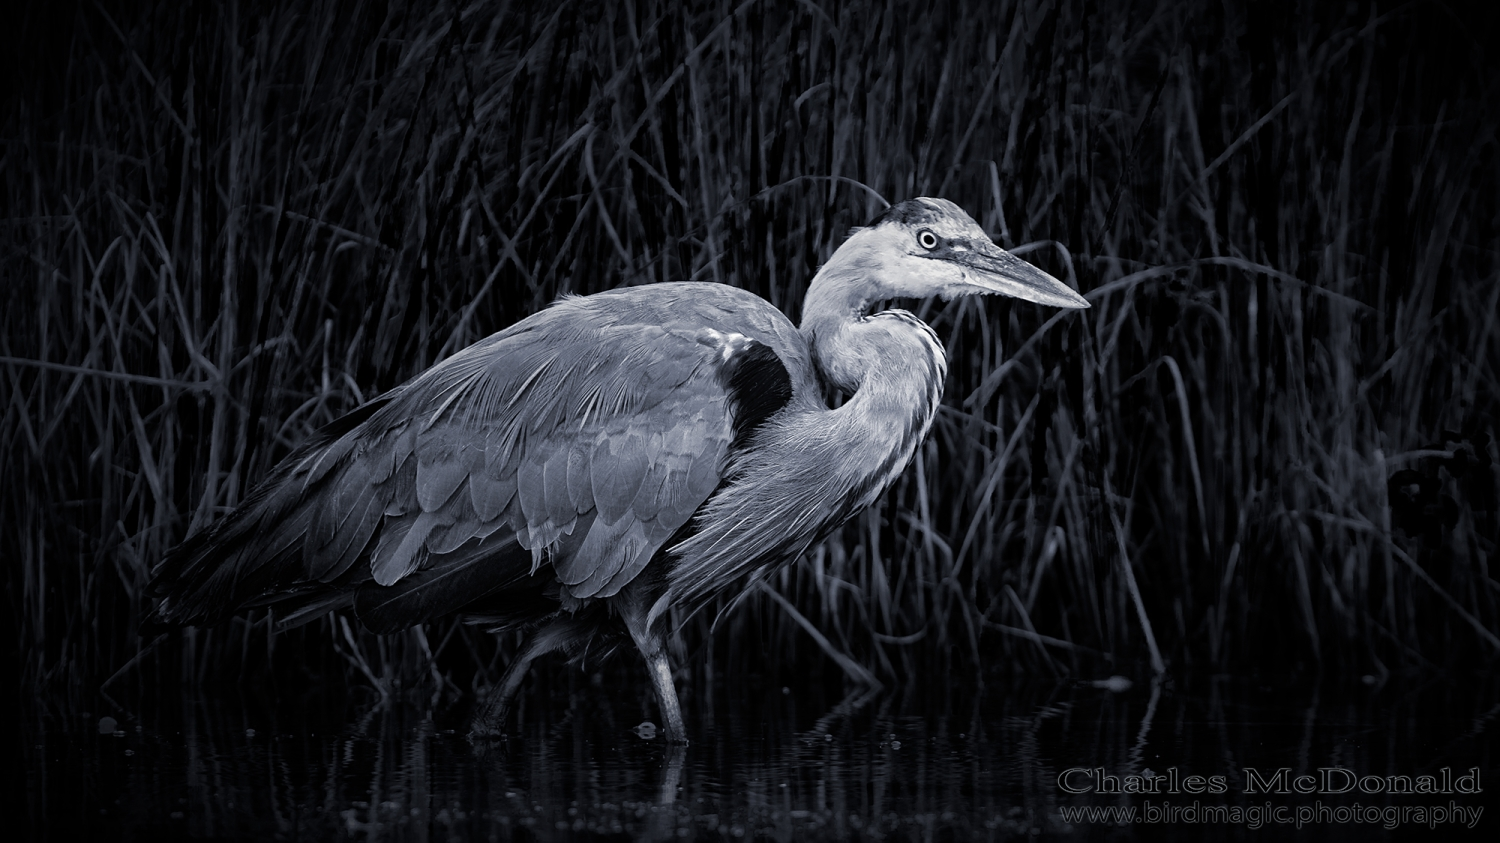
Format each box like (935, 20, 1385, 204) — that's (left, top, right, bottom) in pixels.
(860, 198, 1090, 310)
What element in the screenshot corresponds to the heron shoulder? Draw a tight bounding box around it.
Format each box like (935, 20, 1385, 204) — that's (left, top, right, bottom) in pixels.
(570, 284, 800, 452)
(560, 282, 817, 394)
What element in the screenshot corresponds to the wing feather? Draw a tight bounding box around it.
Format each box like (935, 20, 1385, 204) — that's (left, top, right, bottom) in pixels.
(381, 455, 417, 517)
(542, 444, 575, 518)
(371, 510, 442, 585)
(592, 434, 649, 523)
(415, 430, 471, 512)
(515, 446, 550, 540)
(304, 485, 339, 562)
(565, 442, 593, 512)
(562, 512, 652, 594)
(311, 485, 382, 582)
(370, 425, 414, 485)
(468, 462, 515, 522)
(354, 534, 531, 634)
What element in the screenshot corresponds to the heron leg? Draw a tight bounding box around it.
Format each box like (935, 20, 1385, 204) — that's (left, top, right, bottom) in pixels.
(470, 619, 578, 738)
(628, 624, 688, 744)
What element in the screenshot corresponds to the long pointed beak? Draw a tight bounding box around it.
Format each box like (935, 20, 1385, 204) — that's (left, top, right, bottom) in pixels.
(947, 243, 1090, 309)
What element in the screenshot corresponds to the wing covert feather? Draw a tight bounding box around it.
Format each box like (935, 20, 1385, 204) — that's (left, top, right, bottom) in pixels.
(565, 444, 592, 512)
(592, 436, 649, 524)
(415, 429, 471, 512)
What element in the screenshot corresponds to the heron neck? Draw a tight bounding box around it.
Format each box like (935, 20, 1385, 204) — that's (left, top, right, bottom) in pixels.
(818, 312, 947, 487)
(800, 242, 890, 392)
(791, 297, 951, 544)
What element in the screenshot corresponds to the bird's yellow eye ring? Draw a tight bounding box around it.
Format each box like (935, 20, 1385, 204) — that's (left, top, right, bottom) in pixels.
(917, 230, 940, 250)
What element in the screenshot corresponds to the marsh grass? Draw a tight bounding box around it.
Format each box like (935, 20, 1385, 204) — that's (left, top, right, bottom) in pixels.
(4, 0, 1497, 700)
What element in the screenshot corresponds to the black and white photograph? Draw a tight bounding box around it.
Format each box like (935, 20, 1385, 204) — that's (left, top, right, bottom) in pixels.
(6, 0, 1497, 839)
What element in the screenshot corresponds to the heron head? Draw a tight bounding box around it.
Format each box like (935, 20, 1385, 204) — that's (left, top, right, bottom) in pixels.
(809, 197, 1090, 315)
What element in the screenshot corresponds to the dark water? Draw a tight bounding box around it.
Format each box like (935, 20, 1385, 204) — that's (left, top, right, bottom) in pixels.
(25, 670, 1499, 841)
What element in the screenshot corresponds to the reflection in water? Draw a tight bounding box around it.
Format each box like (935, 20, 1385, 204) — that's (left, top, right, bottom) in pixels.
(25, 670, 1499, 840)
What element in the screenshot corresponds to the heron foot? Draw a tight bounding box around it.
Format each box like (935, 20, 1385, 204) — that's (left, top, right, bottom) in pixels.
(466, 722, 510, 741)
(467, 691, 514, 739)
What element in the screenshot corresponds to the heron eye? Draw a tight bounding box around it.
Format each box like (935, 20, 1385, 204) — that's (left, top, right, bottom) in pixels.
(916, 230, 940, 250)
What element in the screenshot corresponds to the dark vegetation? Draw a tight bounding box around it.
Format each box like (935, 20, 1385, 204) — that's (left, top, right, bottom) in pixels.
(3, 0, 1497, 704)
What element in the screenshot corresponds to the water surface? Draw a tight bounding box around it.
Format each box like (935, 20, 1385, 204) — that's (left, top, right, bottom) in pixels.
(26, 670, 1498, 840)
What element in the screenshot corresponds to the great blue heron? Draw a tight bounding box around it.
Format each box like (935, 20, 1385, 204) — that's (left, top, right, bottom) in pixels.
(147, 197, 1088, 742)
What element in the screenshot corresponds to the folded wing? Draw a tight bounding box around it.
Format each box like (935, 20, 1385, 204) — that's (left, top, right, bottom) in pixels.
(148, 286, 797, 634)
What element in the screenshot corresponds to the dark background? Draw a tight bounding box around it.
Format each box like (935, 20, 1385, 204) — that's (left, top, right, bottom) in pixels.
(3, 0, 1497, 705)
